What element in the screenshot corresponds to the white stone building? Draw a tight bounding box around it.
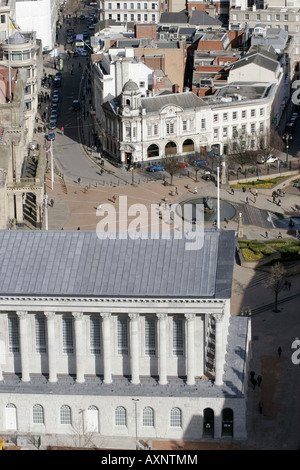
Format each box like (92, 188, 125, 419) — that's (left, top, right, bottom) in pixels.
(15, 0, 57, 52)
(101, 72, 280, 164)
(93, 48, 154, 133)
(100, 0, 160, 24)
(0, 230, 250, 445)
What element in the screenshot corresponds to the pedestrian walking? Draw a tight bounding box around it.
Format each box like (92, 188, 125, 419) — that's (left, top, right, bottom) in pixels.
(175, 187, 178, 195)
(246, 196, 249, 204)
(278, 346, 282, 357)
(256, 375, 262, 387)
(194, 187, 197, 194)
(265, 231, 268, 239)
(255, 189, 258, 197)
(250, 371, 255, 380)
(251, 377, 257, 389)
(77, 177, 81, 184)
(253, 196, 256, 203)
(61, 127, 64, 135)
(258, 401, 264, 414)
(231, 188, 234, 195)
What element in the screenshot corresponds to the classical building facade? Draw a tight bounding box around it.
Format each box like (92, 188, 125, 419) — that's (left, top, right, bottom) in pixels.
(0, 230, 250, 445)
(101, 73, 281, 164)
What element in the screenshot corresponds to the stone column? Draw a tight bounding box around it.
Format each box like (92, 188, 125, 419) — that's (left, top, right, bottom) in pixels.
(72, 312, 85, 384)
(157, 313, 168, 385)
(44, 311, 57, 383)
(16, 311, 30, 382)
(214, 314, 224, 386)
(15, 193, 24, 227)
(101, 313, 112, 384)
(185, 313, 196, 386)
(129, 313, 140, 385)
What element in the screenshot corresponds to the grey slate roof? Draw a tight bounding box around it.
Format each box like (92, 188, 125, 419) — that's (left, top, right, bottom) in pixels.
(230, 52, 279, 73)
(0, 229, 236, 299)
(141, 91, 207, 113)
(189, 11, 222, 26)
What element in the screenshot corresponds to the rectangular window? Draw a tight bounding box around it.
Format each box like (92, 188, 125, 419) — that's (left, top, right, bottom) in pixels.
(124, 2, 127, 8)
(35, 317, 46, 353)
(241, 124, 246, 134)
(251, 109, 255, 117)
(284, 14, 288, 21)
(256, 14, 261, 20)
(144, 13, 147, 20)
(152, 3, 155, 9)
(131, 13, 134, 20)
(118, 318, 128, 355)
(154, 123, 158, 135)
(8, 316, 19, 353)
(232, 126, 238, 138)
(242, 110, 246, 119)
(260, 108, 264, 116)
(145, 318, 156, 356)
(90, 317, 101, 355)
(276, 14, 280, 21)
(117, 13, 121, 20)
(232, 111, 237, 120)
(223, 112, 228, 121)
(201, 118, 206, 129)
(137, 2, 141, 8)
(260, 122, 264, 132)
(182, 120, 187, 131)
(223, 127, 228, 138)
(117, 2, 120, 8)
(63, 317, 73, 354)
(124, 13, 127, 20)
(173, 318, 184, 356)
(108, 2, 112, 8)
(166, 122, 174, 134)
(213, 128, 219, 139)
(213, 114, 218, 122)
(251, 123, 255, 134)
(1, 14, 6, 23)
(130, 2, 134, 8)
(137, 13, 141, 20)
(152, 14, 155, 21)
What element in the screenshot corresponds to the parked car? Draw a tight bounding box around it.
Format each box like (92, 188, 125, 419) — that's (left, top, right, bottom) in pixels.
(72, 100, 80, 111)
(47, 132, 55, 141)
(202, 171, 212, 181)
(48, 120, 56, 130)
(194, 160, 207, 166)
(257, 154, 278, 164)
(146, 165, 166, 172)
(176, 162, 188, 168)
(81, 50, 88, 57)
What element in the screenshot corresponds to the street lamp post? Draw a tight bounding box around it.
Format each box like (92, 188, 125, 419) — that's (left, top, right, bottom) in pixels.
(132, 399, 139, 450)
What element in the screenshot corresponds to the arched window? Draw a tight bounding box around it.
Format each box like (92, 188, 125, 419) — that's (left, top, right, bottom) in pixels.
(182, 139, 194, 153)
(203, 408, 214, 437)
(170, 407, 182, 427)
(33, 404, 44, 424)
(165, 141, 177, 155)
(87, 406, 99, 433)
(147, 144, 159, 159)
(115, 406, 127, 426)
(5, 403, 17, 430)
(143, 407, 154, 427)
(222, 408, 233, 437)
(60, 405, 72, 425)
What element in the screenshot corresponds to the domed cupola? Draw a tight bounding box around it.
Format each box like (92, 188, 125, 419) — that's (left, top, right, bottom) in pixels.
(121, 79, 141, 111)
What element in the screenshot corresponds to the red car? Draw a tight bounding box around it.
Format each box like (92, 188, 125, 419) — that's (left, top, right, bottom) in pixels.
(176, 162, 188, 168)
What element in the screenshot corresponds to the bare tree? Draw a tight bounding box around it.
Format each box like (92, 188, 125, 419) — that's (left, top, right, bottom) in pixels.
(69, 414, 97, 449)
(186, 150, 209, 181)
(227, 133, 258, 171)
(257, 129, 285, 165)
(263, 262, 288, 312)
(161, 154, 180, 185)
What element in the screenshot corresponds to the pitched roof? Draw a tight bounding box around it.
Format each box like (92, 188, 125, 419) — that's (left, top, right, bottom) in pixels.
(189, 11, 222, 26)
(230, 51, 279, 73)
(0, 230, 236, 299)
(141, 91, 207, 113)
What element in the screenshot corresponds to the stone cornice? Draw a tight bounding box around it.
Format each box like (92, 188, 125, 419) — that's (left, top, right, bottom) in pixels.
(0, 295, 227, 314)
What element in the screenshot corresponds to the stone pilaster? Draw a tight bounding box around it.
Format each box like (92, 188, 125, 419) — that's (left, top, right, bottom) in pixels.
(101, 313, 112, 384)
(16, 311, 30, 382)
(129, 313, 140, 385)
(72, 312, 85, 384)
(157, 313, 168, 385)
(44, 311, 57, 383)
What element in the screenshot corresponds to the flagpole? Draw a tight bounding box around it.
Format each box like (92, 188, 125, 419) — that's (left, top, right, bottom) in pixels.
(50, 142, 54, 190)
(45, 193, 48, 231)
(217, 167, 220, 230)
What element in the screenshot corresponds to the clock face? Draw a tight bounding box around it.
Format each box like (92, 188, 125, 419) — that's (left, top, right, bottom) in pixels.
(124, 106, 129, 113)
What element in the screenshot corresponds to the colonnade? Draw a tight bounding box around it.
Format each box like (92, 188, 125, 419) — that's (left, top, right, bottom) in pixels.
(2, 310, 225, 386)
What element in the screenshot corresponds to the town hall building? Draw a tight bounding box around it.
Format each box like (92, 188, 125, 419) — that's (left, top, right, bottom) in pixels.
(0, 229, 250, 447)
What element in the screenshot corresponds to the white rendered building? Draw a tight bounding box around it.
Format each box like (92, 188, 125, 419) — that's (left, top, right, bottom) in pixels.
(15, 0, 57, 52)
(101, 74, 280, 164)
(0, 230, 250, 445)
(100, 0, 160, 24)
